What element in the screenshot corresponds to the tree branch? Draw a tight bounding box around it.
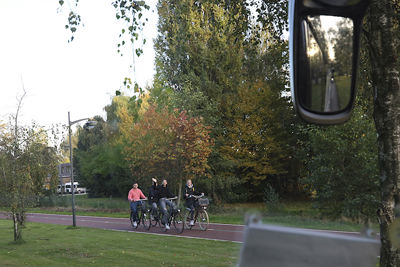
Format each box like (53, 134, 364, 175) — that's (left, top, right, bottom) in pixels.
(14, 76, 27, 139)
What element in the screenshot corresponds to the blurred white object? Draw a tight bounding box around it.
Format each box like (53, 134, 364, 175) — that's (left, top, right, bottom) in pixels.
(238, 219, 380, 267)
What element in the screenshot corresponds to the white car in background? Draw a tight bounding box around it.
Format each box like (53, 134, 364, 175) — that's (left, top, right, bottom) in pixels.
(60, 182, 86, 194)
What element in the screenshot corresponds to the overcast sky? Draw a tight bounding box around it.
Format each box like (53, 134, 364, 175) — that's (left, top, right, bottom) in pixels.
(0, 0, 158, 128)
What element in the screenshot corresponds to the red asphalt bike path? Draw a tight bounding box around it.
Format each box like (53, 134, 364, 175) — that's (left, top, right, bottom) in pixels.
(0, 213, 365, 243)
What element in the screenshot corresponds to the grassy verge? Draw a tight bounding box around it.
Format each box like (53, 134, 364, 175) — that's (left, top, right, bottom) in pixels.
(0, 220, 239, 266)
(262, 215, 363, 232)
(26, 207, 129, 218)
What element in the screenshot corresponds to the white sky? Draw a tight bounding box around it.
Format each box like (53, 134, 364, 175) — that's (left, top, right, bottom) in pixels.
(0, 0, 158, 128)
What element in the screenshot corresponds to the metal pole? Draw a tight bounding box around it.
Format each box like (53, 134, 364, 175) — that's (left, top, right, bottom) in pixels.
(68, 112, 76, 227)
(59, 165, 63, 196)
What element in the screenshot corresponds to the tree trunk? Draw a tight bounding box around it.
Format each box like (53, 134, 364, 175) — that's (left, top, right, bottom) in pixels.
(368, 1, 400, 265)
(12, 212, 22, 241)
(178, 179, 182, 207)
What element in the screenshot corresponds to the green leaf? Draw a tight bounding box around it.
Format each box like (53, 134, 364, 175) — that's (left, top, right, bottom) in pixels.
(115, 90, 121, 96)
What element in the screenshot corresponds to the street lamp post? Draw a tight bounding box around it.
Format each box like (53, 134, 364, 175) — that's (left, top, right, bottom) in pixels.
(68, 112, 96, 227)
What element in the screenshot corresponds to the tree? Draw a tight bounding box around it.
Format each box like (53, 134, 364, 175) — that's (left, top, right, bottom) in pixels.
(302, 100, 379, 222)
(120, 103, 213, 199)
(221, 81, 291, 198)
(76, 142, 131, 197)
(242, 19, 304, 197)
(154, 0, 248, 97)
(74, 112, 132, 197)
(153, 0, 299, 202)
(364, 1, 400, 265)
(168, 110, 214, 202)
(330, 19, 353, 76)
(0, 92, 60, 241)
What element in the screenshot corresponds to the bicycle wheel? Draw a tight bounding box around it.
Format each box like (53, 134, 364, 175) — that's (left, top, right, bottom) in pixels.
(183, 209, 193, 230)
(142, 208, 151, 230)
(150, 209, 159, 227)
(172, 210, 184, 234)
(197, 209, 209, 231)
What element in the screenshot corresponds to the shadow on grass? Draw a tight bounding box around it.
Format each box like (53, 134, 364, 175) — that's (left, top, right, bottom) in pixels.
(66, 226, 81, 230)
(8, 239, 26, 245)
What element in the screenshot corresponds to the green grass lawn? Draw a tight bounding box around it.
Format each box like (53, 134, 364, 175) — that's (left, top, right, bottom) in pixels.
(0, 220, 239, 267)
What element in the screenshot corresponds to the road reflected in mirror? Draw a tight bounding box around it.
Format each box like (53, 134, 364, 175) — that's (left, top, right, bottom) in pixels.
(301, 15, 353, 113)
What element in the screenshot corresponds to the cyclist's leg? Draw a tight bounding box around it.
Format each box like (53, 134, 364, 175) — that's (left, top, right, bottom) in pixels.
(148, 201, 158, 226)
(187, 199, 195, 220)
(150, 202, 157, 220)
(166, 199, 176, 211)
(130, 201, 134, 221)
(165, 199, 176, 226)
(193, 199, 200, 220)
(159, 198, 168, 225)
(131, 201, 138, 222)
(151, 202, 158, 215)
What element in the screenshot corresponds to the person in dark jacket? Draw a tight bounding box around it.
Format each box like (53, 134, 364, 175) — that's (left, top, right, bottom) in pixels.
(184, 179, 203, 225)
(157, 179, 176, 230)
(148, 178, 159, 211)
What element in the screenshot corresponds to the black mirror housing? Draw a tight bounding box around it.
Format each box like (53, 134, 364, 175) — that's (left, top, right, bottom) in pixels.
(289, 0, 370, 124)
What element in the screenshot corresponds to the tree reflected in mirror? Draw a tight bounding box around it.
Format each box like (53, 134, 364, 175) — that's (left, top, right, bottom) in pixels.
(302, 15, 353, 113)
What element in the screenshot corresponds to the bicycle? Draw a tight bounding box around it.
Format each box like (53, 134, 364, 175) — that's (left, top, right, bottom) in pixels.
(130, 199, 150, 230)
(152, 197, 184, 234)
(183, 194, 209, 231)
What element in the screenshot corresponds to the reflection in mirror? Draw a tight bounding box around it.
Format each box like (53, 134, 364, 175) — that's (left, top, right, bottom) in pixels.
(301, 16, 353, 113)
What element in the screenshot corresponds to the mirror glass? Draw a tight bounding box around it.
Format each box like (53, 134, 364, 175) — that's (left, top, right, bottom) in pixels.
(301, 15, 353, 113)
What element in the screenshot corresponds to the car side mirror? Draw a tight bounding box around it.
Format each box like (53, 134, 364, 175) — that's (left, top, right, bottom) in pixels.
(289, 0, 370, 124)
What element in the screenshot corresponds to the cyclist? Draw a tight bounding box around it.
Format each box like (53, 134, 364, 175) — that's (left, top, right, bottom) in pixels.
(127, 182, 147, 228)
(148, 177, 159, 211)
(157, 179, 176, 230)
(184, 179, 203, 226)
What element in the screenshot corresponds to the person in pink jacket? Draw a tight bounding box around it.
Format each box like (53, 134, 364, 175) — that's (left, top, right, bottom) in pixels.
(128, 182, 147, 227)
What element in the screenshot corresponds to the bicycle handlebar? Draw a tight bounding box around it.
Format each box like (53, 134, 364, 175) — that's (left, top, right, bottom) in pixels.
(187, 193, 205, 199)
(131, 198, 148, 202)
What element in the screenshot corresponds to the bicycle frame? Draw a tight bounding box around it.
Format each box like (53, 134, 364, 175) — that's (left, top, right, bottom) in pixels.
(147, 197, 184, 234)
(184, 195, 209, 231)
(130, 199, 149, 230)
